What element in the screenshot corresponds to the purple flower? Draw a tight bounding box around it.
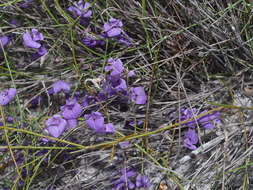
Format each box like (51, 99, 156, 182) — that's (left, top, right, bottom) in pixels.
(113, 168, 136, 190)
(84, 112, 114, 133)
(105, 58, 124, 76)
(198, 110, 221, 129)
(60, 99, 82, 119)
(45, 115, 67, 138)
(68, 1, 92, 18)
(0, 36, 8, 47)
(130, 87, 147, 105)
(23, 29, 44, 49)
(33, 46, 47, 59)
(136, 174, 151, 189)
(53, 80, 70, 94)
(0, 88, 16, 106)
(104, 18, 123, 38)
(184, 128, 198, 150)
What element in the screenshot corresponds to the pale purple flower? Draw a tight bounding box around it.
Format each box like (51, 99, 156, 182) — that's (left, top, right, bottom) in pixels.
(61, 99, 82, 119)
(53, 80, 70, 94)
(84, 112, 114, 133)
(23, 29, 44, 49)
(184, 128, 198, 150)
(45, 115, 67, 138)
(82, 95, 95, 107)
(68, 1, 92, 18)
(104, 18, 123, 38)
(130, 87, 147, 105)
(105, 58, 124, 76)
(136, 174, 151, 189)
(0, 36, 8, 47)
(0, 88, 16, 106)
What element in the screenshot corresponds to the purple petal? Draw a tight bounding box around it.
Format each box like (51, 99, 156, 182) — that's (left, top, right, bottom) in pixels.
(185, 128, 198, 144)
(184, 138, 197, 150)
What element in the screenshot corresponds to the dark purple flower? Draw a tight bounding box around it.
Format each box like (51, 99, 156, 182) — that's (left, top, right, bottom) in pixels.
(130, 87, 147, 105)
(136, 174, 151, 189)
(45, 115, 67, 138)
(68, 1, 92, 18)
(30, 95, 43, 108)
(84, 112, 114, 133)
(113, 168, 136, 190)
(105, 58, 124, 76)
(53, 80, 70, 94)
(0, 36, 8, 47)
(60, 99, 82, 119)
(0, 88, 16, 106)
(184, 128, 198, 150)
(19, 0, 32, 8)
(23, 29, 44, 49)
(81, 34, 106, 48)
(104, 18, 123, 38)
(82, 95, 95, 107)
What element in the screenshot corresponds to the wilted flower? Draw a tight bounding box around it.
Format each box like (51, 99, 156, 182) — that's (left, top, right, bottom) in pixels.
(130, 87, 147, 105)
(68, 1, 92, 18)
(84, 111, 114, 133)
(60, 99, 82, 119)
(45, 115, 67, 138)
(0, 88, 16, 106)
(105, 58, 124, 76)
(184, 128, 198, 150)
(136, 174, 151, 189)
(52, 80, 70, 94)
(112, 168, 136, 190)
(104, 18, 123, 38)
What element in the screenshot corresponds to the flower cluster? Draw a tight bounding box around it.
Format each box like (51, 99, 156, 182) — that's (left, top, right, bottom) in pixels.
(67, 1, 92, 27)
(169, 107, 221, 150)
(112, 168, 150, 190)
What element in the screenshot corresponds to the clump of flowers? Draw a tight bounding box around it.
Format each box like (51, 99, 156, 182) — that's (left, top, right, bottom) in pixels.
(67, 0, 92, 27)
(0, 88, 16, 106)
(112, 168, 151, 190)
(169, 107, 221, 150)
(23, 29, 47, 59)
